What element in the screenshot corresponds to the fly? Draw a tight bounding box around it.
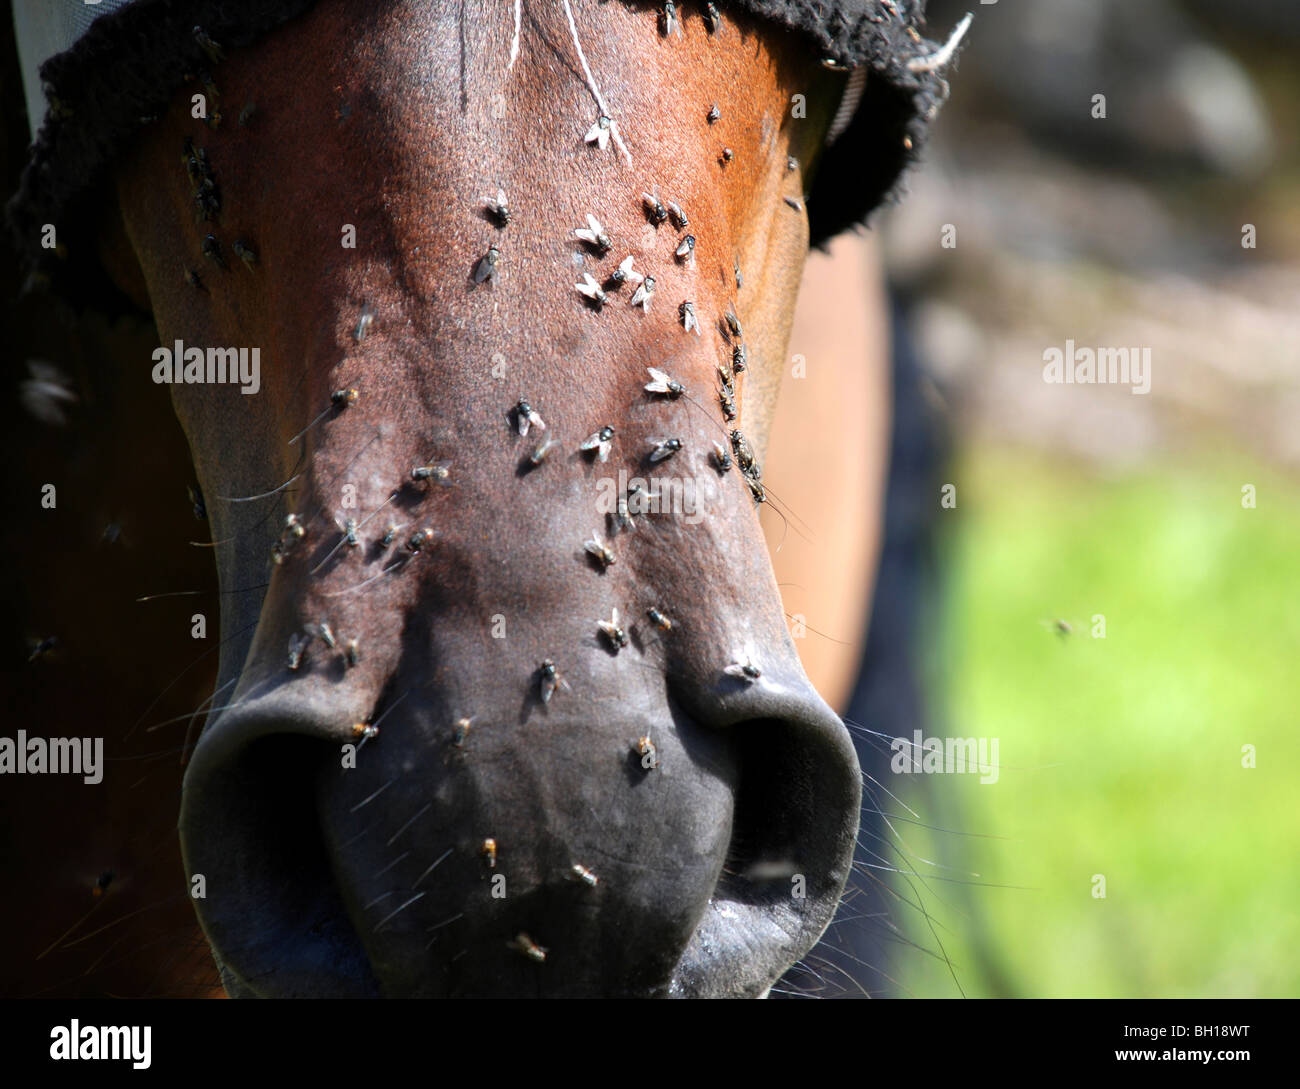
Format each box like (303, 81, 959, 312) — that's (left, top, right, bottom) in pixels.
(512, 400, 545, 436)
(473, 245, 500, 285)
(615, 490, 636, 533)
(197, 72, 218, 111)
(287, 631, 309, 671)
(484, 188, 510, 227)
(584, 114, 612, 150)
(411, 462, 451, 484)
(575, 273, 608, 307)
(711, 440, 733, 472)
(666, 200, 689, 229)
(648, 437, 682, 463)
(193, 25, 224, 63)
(482, 838, 498, 868)
(232, 238, 257, 269)
(732, 343, 747, 372)
(674, 235, 695, 261)
(628, 275, 656, 310)
(406, 528, 435, 553)
(538, 659, 571, 703)
(289, 388, 361, 446)
(597, 607, 628, 650)
(646, 607, 674, 631)
(706, 103, 720, 124)
(680, 300, 700, 336)
(724, 657, 762, 682)
(336, 516, 360, 547)
(609, 255, 643, 288)
(272, 513, 306, 564)
(574, 213, 612, 254)
(201, 233, 225, 269)
(724, 308, 742, 339)
(718, 387, 737, 421)
(730, 428, 756, 473)
(452, 716, 474, 747)
(568, 864, 599, 887)
(661, 1, 682, 36)
(528, 436, 560, 466)
(641, 191, 668, 225)
(354, 304, 376, 342)
(584, 530, 616, 569)
(344, 638, 360, 667)
(508, 932, 546, 962)
(645, 366, 685, 397)
(188, 483, 207, 520)
(580, 425, 615, 462)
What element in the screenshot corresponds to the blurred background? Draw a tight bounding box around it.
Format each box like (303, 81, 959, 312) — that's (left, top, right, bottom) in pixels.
(776, 0, 1300, 997)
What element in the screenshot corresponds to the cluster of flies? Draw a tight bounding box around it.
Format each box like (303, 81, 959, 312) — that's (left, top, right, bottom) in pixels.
(215, 1, 781, 965)
(270, 2, 770, 694)
(181, 27, 258, 293)
(286, 620, 360, 673)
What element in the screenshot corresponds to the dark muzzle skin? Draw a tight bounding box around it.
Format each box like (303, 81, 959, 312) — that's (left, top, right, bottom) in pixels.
(106, 0, 862, 996)
(177, 311, 862, 996)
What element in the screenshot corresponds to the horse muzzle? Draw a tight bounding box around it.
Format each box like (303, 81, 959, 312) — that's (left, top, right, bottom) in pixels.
(180, 641, 861, 997)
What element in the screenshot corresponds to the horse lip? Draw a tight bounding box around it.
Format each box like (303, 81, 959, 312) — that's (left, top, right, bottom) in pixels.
(671, 899, 835, 998)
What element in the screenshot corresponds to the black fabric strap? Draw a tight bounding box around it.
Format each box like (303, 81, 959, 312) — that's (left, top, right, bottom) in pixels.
(5, 0, 955, 300)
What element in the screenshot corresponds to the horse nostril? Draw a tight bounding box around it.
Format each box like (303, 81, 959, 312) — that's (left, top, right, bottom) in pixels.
(726, 719, 852, 899)
(669, 696, 862, 997)
(181, 715, 380, 998)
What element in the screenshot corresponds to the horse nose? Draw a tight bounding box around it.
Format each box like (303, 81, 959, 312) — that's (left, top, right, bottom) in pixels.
(179, 688, 383, 997)
(180, 672, 860, 997)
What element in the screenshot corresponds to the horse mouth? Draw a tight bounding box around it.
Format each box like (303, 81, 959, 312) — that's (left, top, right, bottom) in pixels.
(180, 684, 861, 998)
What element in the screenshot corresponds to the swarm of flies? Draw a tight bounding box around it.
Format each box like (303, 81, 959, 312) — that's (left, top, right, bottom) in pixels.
(730, 428, 765, 503)
(183, 138, 220, 223)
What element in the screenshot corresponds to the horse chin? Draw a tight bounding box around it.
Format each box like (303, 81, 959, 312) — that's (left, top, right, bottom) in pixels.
(180, 673, 859, 998)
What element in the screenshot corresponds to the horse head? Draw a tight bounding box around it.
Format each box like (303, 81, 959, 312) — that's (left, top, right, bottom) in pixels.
(14, 0, 954, 997)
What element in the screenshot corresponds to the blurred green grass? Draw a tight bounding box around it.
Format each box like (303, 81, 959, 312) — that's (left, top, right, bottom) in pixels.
(895, 444, 1300, 998)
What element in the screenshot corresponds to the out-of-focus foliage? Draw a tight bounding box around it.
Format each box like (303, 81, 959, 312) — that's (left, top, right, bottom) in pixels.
(880, 0, 1300, 997)
(898, 448, 1300, 997)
